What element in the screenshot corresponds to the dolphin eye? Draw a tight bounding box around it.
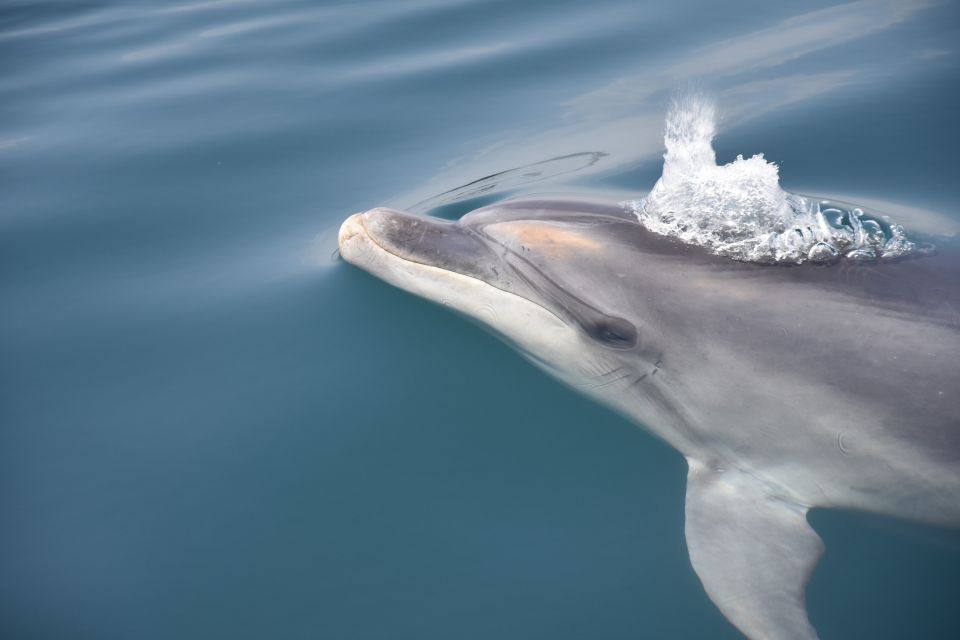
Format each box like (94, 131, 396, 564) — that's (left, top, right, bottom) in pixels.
(587, 317, 637, 349)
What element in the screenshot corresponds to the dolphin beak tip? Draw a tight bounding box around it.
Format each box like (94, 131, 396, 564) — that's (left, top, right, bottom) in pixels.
(338, 212, 368, 257)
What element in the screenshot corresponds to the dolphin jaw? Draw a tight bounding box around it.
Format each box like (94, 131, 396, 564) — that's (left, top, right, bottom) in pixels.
(338, 210, 583, 369)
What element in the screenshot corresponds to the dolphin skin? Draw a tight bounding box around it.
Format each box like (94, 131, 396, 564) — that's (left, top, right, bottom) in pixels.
(337, 196, 960, 639)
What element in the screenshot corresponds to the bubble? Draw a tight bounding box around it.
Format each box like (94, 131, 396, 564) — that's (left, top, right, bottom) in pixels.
(845, 248, 878, 261)
(808, 242, 839, 263)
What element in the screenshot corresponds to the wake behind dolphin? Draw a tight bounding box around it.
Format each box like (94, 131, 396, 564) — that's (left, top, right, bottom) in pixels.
(629, 94, 929, 263)
(337, 101, 959, 640)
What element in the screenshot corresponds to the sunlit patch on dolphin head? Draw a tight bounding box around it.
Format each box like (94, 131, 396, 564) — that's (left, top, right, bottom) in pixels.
(482, 220, 603, 258)
(625, 94, 933, 264)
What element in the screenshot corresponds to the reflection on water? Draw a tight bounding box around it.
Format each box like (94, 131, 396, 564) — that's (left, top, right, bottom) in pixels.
(2, 1, 959, 639)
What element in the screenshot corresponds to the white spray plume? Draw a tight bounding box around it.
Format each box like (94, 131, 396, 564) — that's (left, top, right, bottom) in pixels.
(628, 94, 927, 264)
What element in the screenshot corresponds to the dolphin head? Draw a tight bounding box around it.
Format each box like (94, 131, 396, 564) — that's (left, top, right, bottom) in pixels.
(338, 198, 694, 438)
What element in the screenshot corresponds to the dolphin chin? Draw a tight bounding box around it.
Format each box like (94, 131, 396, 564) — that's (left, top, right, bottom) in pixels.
(338, 196, 960, 640)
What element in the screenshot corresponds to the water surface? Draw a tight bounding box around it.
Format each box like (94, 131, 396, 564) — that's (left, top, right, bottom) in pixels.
(2, 1, 960, 638)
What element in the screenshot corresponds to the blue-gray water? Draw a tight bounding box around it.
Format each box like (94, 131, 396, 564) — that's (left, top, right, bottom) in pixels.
(2, 1, 959, 638)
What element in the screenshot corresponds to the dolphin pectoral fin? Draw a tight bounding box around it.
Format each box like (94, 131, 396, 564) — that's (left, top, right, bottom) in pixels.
(684, 461, 825, 640)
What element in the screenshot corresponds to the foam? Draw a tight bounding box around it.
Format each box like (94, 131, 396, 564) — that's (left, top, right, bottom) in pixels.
(626, 95, 930, 264)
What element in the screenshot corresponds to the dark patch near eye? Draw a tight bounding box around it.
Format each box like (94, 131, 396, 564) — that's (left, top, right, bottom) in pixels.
(587, 316, 638, 349)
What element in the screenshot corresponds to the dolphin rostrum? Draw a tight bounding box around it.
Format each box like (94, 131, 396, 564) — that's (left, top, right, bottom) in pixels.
(337, 191, 959, 639)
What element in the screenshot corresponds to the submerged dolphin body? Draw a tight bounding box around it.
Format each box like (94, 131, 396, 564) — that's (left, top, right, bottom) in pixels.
(338, 196, 960, 639)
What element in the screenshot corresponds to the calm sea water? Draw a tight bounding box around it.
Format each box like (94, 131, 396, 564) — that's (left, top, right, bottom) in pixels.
(2, 1, 959, 638)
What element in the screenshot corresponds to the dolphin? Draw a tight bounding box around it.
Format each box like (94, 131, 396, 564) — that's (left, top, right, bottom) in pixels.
(337, 195, 960, 640)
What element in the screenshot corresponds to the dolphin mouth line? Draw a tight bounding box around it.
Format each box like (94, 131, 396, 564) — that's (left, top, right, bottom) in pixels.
(343, 212, 568, 326)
